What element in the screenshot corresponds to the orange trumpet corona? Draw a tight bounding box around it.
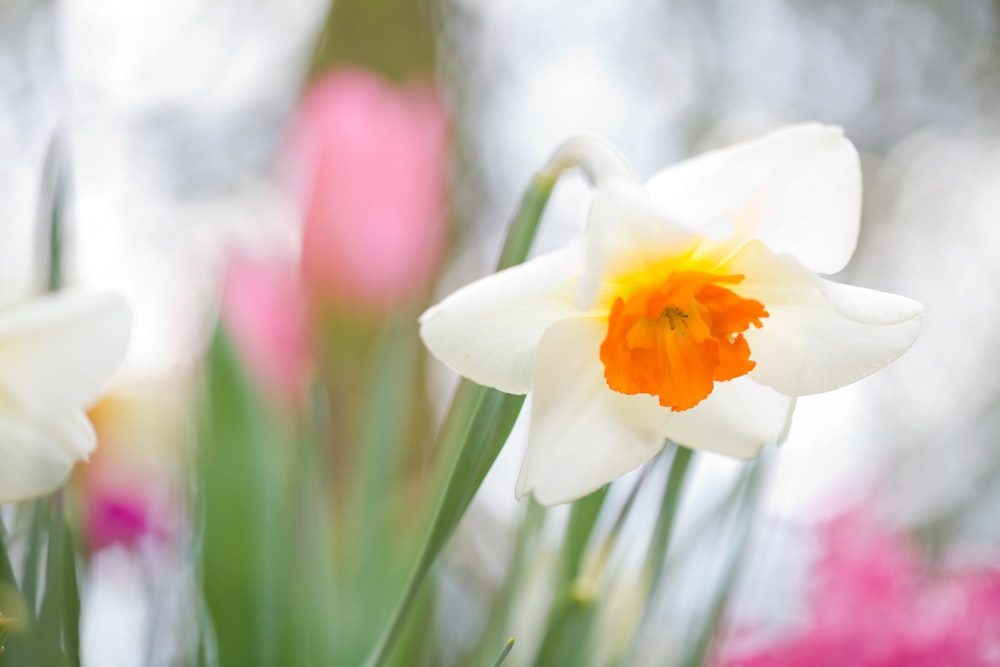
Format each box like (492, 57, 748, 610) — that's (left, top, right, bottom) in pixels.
(599, 269, 768, 411)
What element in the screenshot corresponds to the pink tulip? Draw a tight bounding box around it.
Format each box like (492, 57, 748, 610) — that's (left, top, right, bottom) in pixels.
(716, 514, 1000, 667)
(283, 68, 450, 309)
(220, 254, 311, 404)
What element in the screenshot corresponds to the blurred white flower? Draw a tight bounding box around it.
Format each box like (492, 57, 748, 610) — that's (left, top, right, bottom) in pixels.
(0, 291, 131, 503)
(420, 125, 922, 505)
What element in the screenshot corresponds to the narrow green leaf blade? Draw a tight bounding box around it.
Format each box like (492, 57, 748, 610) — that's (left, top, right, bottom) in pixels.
(531, 596, 598, 667)
(363, 170, 558, 667)
(646, 445, 695, 590)
(490, 638, 515, 667)
(562, 486, 609, 586)
(198, 330, 289, 667)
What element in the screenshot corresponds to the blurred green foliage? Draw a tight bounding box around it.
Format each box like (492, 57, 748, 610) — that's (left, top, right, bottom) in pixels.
(0, 500, 82, 667)
(309, 0, 437, 81)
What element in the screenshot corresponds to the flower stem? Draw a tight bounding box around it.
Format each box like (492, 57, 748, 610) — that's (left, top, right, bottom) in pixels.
(619, 446, 694, 656)
(0, 532, 16, 597)
(496, 174, 557, 270)
(362, 172, 558, 667)
(681, 459, 766, 667)
(646, 444, 695, 589)
(531, 473, 646, 666)
(539, 135, 638, 190)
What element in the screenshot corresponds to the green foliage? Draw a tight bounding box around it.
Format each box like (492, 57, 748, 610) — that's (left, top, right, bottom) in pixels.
(308, 0, 437, 82)
(196, 316, 437, 666)
(0, 500, 82, 667)
(198, 332, 289, 667)
(363, 173, 557, 667)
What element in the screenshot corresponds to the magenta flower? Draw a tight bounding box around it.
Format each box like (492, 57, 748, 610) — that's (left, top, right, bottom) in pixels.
(717, 514, 1000, 667)
(283, 68, 450, 309)
(85, 490, 155, 553)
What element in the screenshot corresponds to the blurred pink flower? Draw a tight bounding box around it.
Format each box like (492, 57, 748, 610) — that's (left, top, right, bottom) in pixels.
(78, 395, 181, 554)
(85, 490, 155, 553)
(717, 514, 1000, 667)
(221, 254, 311, 404)
(283, 68, 450, 309)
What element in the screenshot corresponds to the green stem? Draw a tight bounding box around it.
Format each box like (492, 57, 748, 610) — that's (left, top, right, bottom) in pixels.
(0, 535, 17, 599)
(646, 445, 695, 590)
(469, 500, 544, 664)
(355, 315, 418, 569)
(47, 172, 63, 294)
(615, 445, 694, 664)
(19, 499, 50, 614)
(495, 175, 555, 271)
(532, 477, 644, 667)
(531, 595, 599, 667)
(580, 465, 649, 586)
(34, 134, 64, 294)
(562, 486, 609, 587)
(681, 460, 766, 667)
(59, 523, 81, 667)
(362, 173, 557, 667)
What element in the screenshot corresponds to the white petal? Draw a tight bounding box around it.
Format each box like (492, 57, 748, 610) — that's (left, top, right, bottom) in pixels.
(516, 318, 669, 505)
(420, 243, 586, 394)
(662, 377, 796, 459)
(727, 241, 924, 396)
(578, 184, 706, 309)
(0, 411, 95, 503)
(644, 124, 861, 274)
(0, 291, 132, 417)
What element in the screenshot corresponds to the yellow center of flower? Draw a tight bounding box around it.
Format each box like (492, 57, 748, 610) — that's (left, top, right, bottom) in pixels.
(599, 268, 768, 412)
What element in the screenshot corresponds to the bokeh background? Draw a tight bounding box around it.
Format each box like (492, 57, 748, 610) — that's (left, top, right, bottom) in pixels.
(1, 0, 998, 665)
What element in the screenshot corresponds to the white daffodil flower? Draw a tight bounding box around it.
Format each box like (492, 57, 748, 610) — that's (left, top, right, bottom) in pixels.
(0, 291, 131, 503)
(420, 124, 923, 505)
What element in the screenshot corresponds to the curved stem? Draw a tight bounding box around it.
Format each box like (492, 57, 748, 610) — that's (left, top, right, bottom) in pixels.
(540, 135, 639, 191)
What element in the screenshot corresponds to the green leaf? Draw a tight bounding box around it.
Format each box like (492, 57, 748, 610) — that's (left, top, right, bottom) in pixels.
(362, 172, 558, 667)
(562, 486, 609, 586)
(528, 488, 616, 667)
(365, 384, 526, 667)
(645, 445, 695, 592)
(19, 499, 50, 616)
(496, 176, 556, 271)
(354, 315, 420, 569)
(36, 506, 72, 667)
(531, 595, 598, 667)
(0, 533, 17, 603)
(604, 445, 695, 664)
(680, 460, 765, 667)
(490, 638, 515, 667)
(58, 522, 81, 667)
(468, 499, 545, 666)
(1, 500, 79, 667)
(198, 330, 289, 667)
(285, 380, 342, 666)
(0, 532, 31, 665)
